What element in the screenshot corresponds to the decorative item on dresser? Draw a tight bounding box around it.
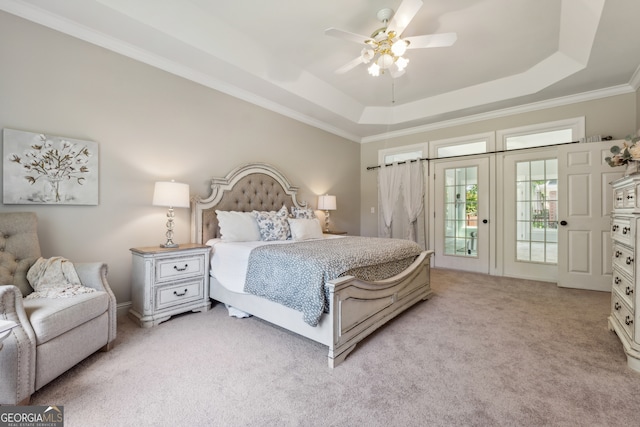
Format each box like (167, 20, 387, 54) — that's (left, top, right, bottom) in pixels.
(129, 243, 211, 327)
(609, 175, 640, 372)
(152, 180, 190, 248)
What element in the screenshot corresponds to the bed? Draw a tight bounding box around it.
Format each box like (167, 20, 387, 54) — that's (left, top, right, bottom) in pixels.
(191, 163, 434, 367)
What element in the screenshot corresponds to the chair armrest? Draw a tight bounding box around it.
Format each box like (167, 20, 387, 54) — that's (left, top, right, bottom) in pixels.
(0, 285, 36, 404)
(74, 262, 117, 345)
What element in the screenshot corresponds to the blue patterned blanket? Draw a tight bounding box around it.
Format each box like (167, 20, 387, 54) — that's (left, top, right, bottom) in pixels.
(244, 237, 423, 326)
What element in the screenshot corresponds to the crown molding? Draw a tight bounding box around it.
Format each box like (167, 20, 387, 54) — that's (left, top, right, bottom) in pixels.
(360, 84, 635, 144)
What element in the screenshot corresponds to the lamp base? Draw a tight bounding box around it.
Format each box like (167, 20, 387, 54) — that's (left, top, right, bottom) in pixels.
(160, 242, 179, 248)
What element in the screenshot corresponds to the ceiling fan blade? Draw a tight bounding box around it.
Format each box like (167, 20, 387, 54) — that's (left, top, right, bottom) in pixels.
(325, 27, 370, 45)
(405, 32, 457, 49)
(387, 0, 423, 36)
(335, 56, 365, 74)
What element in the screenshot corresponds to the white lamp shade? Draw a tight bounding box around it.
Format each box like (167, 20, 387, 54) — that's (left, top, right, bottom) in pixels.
(317, 195, 337, 211)
(152, 181, 190, 208)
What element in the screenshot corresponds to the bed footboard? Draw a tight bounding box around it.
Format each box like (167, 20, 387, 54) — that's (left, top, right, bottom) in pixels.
(326, 250, 434, 368)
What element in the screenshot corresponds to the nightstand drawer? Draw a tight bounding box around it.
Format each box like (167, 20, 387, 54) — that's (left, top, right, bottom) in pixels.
(156, 280, 204, 310)
(156, 255, 206, 282)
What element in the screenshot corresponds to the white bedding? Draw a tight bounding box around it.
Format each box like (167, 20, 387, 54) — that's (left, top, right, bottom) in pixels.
(206, 235, 343, 293)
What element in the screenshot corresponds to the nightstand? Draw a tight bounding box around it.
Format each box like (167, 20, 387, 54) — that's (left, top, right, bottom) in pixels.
(129, 243, 211, 328)
(324, 230, 347, 235)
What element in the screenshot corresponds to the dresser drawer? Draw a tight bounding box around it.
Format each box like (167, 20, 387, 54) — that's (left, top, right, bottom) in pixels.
(623, 185, 637, 209)
(156, 279, 205, 310)
(612, 267, 635, 309)
(614, 187, 626, 209)
(156, 254, 206, 282)
(611, 216, 634, 246)
(612, 292, 635, 341)
(612, 242, 635, 278)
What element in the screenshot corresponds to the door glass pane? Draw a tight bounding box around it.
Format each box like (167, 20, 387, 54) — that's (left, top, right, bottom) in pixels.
(515, 159, 558, 264)
(443, 166, 478, 257)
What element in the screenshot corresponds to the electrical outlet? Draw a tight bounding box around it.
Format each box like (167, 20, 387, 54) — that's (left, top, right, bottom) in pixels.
(370, 207, 375, 214)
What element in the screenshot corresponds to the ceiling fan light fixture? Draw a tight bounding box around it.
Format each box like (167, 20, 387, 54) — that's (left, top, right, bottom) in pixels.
(368, 62, 381, 76)
(327, 2, 457, 78)
(377, 53, 394, 69)
(361, 48, 375, 63)
(395, 56, 409, 71)
(391, 39, 409, 56)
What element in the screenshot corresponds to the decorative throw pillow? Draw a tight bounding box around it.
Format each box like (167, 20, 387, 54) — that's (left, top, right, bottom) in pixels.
(253, 205, 291, 241)
(291, 206, 316, 219)
(215, 210, 261, 242)
(288, 218, 323, 241)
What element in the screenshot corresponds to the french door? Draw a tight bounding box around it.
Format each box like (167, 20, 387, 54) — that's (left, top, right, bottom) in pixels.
(433, 157, 491, 273)
(502, 149, 558, 281)
(556, 142, 624, 290)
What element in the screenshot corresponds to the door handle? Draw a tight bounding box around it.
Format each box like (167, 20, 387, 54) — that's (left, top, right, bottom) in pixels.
(482, 219, 488, 224)
(560, 220, 568, 226)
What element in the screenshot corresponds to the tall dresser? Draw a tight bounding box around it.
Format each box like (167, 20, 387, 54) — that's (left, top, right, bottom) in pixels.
(610, 174, 640, 372)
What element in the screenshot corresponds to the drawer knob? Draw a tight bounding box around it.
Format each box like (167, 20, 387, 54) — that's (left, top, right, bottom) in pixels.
(626, 256, 634, 265)
(174, 264, 188, 272)
(615, 302, 621, 311)
(623, 227, 630, 235)
(612, 225, 619, 232)
(626, 286, 634, 296)
(173, 289, 188, 297)
(615, 277, 622, 285)
(628, 195, 634, 200)
(615, 250, 622, 258)
(625, 315, 634, 326)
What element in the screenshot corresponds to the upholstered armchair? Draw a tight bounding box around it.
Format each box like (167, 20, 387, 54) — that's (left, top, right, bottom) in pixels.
(0, 212, 116, 405)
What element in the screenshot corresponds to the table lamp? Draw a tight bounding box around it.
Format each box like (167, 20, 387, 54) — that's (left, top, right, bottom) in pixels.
(317, 194, 337, 232)
(153, 180, 190, 248)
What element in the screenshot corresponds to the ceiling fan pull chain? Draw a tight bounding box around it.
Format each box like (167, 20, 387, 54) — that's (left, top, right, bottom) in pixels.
(392, 81, 396, 104)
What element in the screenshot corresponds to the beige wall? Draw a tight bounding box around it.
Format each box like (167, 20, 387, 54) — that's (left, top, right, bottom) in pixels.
(637, 87, 640, 130)
(0, 12, 360, 305)
(360, 93, 638, 237)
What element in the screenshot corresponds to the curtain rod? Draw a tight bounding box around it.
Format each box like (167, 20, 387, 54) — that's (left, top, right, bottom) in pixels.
(365, 138, 612, 170)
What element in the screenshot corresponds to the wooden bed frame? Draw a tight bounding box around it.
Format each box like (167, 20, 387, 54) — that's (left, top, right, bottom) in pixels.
(191, 163, 434, 368)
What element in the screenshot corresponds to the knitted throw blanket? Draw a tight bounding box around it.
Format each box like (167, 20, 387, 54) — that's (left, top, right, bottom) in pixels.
(25, 256, 96, 299)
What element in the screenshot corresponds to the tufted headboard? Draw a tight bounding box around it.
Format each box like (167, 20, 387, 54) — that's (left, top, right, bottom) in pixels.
(191, 163, 307, 244)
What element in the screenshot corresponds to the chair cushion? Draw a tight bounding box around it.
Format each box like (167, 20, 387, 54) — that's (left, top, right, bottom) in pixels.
(22, 291, 109, 345)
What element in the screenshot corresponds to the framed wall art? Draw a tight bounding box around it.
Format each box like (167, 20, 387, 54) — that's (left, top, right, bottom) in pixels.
(3, 128, 99, 205)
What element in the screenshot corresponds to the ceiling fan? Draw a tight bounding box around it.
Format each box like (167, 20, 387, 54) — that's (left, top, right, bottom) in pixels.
(325, 0, 457, 78)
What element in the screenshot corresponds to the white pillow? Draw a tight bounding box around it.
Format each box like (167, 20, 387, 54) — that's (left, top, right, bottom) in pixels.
(287, 218, 323, 241)
(215, 210, 261, 242)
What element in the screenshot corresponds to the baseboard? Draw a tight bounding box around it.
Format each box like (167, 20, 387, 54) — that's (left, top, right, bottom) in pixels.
(116, 301, 132, 318)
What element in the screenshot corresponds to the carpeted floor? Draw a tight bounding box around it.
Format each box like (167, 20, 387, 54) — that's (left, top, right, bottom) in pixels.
(31, 269, 640, 426)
